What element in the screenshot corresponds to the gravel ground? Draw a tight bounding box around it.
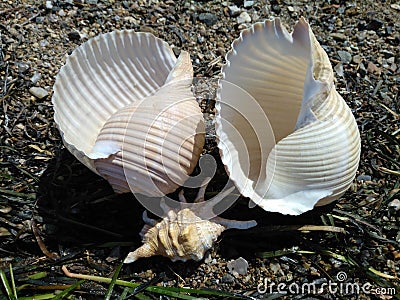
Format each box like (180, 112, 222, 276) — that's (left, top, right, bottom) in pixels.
(0, 0, 399, 299)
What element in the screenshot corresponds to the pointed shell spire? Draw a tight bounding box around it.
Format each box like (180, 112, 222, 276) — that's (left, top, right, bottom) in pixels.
(216, 17, 361, 215)
(52, 31, 205, 196)
(124, 183, 257, 264)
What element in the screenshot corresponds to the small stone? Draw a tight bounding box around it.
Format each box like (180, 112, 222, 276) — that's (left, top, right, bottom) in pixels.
(86, 0, 98, 4)
(46, 0, 53, 9)
(334, 63, 344, 77)
(204, 252, 212, 264)
(391, 4, 400, 11)
(388, 199, 400, 211)
(29, 87, 48, 99)
(139, 25, 155, 34)
(270, 262, 283, 275)
(287, 6, 295, 12)
(244, 1, 254, 8)
(366, 18, 384, 31)
(331, 32, 347, 41)
(337, 50, 352, 64)
(381, 50, 394, 58)
(228, 5, 241, 17)
(387, 57, 395, 64)
(352, 54, 362, 64)
(385, 26, 393, 35)
(68, 30, 81, 41)
(17, 62, 30, 73)
(40, 39, 49, 47)
(31, 72, 42, 84)
(367, 61, 381, 74)
(198, 13, 218, 26)
(237, 11, 251, 24)
(357, 174, 372, 181)
(222, 273, 235, 283)
(271, 4, 281, 14)
(35, 16, 45, 23)
(124, 16, 139, 25)
(227, 257, 249, 276)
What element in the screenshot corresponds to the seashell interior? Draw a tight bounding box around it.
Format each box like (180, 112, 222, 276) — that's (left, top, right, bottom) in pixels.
(52, 31, 205, 196)
(216, 17, 361, 215)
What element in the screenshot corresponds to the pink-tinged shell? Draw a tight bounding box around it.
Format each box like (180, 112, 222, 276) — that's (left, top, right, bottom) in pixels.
(52, 31, 204, 196)
(124, 209, 226, 263)
(124, 183, 257, 263)
(216, 17, 361, 215)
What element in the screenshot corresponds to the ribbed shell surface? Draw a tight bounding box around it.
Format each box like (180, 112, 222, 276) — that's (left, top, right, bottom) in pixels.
(52, 31, 204, 196)
(216, 18, 361, 215)
(139, 209, 225, 262)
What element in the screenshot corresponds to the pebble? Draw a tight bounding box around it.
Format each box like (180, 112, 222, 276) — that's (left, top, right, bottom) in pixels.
(352, 54, 362, 64)
(237, 11, 251, 24)
(228, 5, 241, 17)
(244, 1, 254, 8)
(367, 61, 381, 74)
(222, 273, 235, 283)
(198, 13, 218, 26)
(29, 87, 49, 99)
(331, 32, 347, 41)
(387, 57, 395, 64)
(366, 18, 384, 31)
(271, 4, 281, 14)
(337, 50, 352, 64)
(17, 62, 30, 73)
(270, 262, 283, 275)
(381, 50, 394, 58)
(287, 6, 295, 12)
(68, 30, 81, 41)
(40, 39, 49, 47)
(357, 174, 371, 181)
(45, 0, 53, 9)
(391, 4, 400, 11)
(388, 199, 400, 211)
(35, 16, 45, 23)
(227, 257, 249, 275)
(334, 63, 344, 77)
(31, 72, 42, 84)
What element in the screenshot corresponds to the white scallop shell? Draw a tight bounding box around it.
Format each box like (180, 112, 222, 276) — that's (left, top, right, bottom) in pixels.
(216, 17, 361, 215)
(52, 31, 205, 196)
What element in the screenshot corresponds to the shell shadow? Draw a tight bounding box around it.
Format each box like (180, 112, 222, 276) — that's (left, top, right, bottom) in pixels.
(36, 148, 144, 246)
(36, 147, 336, 268)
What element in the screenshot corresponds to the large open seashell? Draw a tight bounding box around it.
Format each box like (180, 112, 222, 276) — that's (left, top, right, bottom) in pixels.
(52, 31, 205, 196)
(216, 17, 361, 215)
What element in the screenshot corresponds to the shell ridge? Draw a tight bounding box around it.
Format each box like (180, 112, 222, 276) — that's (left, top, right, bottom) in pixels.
(107, 35, 146, 103)
(216, 17, 361, 215)
(89, 36, 129, 108)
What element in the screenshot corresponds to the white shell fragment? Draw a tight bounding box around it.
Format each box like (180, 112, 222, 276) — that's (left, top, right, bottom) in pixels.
(52, 31, 205, 196)
(124, 180, 257, 263)
(216, 17, 361, 215)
